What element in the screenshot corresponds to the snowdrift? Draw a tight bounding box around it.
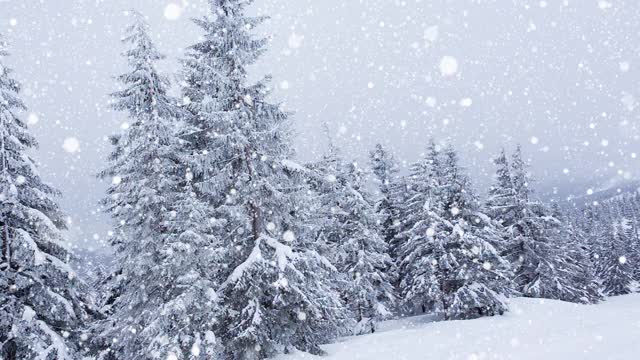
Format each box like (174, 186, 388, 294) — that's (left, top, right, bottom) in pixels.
(277, 294, 640, 360)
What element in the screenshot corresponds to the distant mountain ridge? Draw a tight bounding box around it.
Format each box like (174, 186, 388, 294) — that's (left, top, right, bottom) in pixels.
(567, 179, 640, 209)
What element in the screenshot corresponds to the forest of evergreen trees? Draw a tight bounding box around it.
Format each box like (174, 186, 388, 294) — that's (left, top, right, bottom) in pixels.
(1, 1, 639, 359)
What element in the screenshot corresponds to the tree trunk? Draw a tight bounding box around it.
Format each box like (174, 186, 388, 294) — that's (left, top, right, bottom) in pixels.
(2, 222, 9, 269)
(250, 202, 261, 241)
(442, 296, 449, 321)
(244, 146, 261, 241)
(440, 279, 449, 320)
(1, 339, 17, 360)
(1, 222, 6, 262)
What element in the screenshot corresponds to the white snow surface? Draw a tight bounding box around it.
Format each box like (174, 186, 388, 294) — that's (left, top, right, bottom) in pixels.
(277, 295, 640, 360)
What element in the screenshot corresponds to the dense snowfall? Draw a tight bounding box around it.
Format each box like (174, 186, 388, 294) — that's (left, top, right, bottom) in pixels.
(1, 0, 640, 359)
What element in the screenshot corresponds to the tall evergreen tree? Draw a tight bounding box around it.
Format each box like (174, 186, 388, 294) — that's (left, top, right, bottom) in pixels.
(398, 142, 512, 320)
(582, 207, 607, 279)
(484, 148, 517, 224)
(488, 147, 600, 303)
(555, 209, 603, 303)
(0, 33, 90, 359)
(510, 145, 530, 203)
(94, 13, 222, 359)
(599, 223, 634, 296)
(580, 192, 640, 289)
(395, 141, 441, 314)
(386, 176, 411, 263)
(311, 143, 395, 334)
(369, 144, 401, 250)
(181, 1, 346, 357)
(620, 201, 640, 280)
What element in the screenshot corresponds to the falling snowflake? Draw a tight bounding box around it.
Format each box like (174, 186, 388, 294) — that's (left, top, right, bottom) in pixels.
(164, 3, 182, 21)
(27, 113, 39, 125)
(439, 56, 459, 76)
(620, 61, 631, 72)
(63, 137, 81, 153)
(598, 1, 613, 10)
(459, 98, 473, 107)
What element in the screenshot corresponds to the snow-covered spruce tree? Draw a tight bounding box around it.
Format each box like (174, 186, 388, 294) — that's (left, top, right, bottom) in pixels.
(304, 138, 357, 331)
(181, 1, 346, 357)
(599, 223, 634, 296)
(619, 201, 640, 280)
(625, 197, 640, 282)
(484, 148, 518, 224)
(94, 13, 222, 359)
(434, 144, 512, 319)
(481, 149, 518, 260)
(369, 144, 401, 252)
(395, 141, 441, 315)
(509, 145, 530, 203)
(555, 210, 602, 302)
(492, 147, 600, 303)
(0, 34, 90, 359)
(581, 194, 640, 286)
(582, 207, 608, 280)
(385, 175, 411, 263)
(398, 142, 512, 320)
(310, 143, 395, 334)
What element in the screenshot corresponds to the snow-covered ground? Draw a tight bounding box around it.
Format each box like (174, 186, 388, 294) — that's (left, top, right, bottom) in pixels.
(278, 294, 640, 360)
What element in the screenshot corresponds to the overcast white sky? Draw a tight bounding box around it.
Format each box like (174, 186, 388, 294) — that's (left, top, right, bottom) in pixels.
(1, 0, 639, 250)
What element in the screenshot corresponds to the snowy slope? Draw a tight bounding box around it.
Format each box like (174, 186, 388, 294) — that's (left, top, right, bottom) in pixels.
(277, 295, 640, 360)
